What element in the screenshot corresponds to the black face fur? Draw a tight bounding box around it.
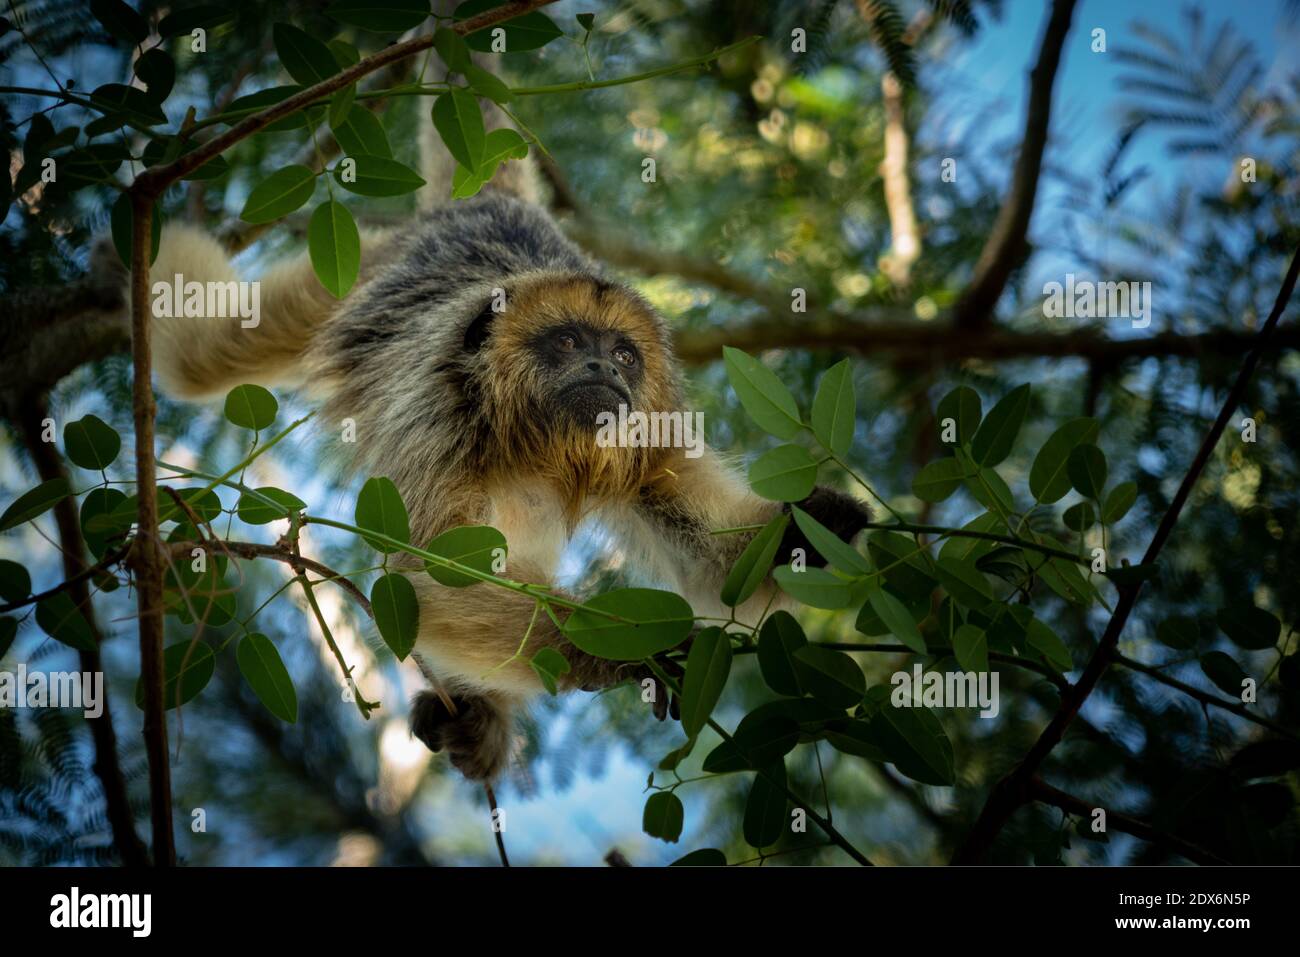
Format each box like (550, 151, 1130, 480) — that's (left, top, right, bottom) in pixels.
(528, 320, 644, 427)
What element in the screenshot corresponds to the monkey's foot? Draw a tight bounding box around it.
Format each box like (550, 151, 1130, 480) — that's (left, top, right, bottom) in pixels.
(410, 691, 512, 782)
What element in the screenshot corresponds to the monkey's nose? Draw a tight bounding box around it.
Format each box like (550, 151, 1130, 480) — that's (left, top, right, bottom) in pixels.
(587, 359, 621, 379)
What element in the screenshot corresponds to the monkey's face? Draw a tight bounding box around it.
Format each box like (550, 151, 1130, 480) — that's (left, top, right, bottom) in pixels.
(528, 321, 644, 426)
(469, 275, 681, 449)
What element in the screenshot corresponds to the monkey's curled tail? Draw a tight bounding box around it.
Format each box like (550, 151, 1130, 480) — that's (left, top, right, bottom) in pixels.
(146, 226, 342, 401)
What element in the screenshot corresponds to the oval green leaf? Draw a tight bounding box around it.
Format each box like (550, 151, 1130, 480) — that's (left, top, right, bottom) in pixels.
(237, 633, 298, 722)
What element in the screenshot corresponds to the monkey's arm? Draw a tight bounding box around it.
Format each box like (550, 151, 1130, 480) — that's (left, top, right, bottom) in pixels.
(638, 448, 872, 601)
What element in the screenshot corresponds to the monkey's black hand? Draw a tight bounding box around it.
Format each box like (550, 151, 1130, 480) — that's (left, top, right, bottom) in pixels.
(632, 656, 684, 722)
(778, 486, 872, 566)
(410, 690, 511, 781)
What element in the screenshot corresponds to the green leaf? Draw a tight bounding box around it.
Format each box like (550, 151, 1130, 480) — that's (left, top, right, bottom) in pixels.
(1029, 417, 1100, 503)
(331, 105, 393, 158)
(743, 761, 788, 848)
(109, 191, 162, 266)
(80, 488, 128, 558)
(703, 714, 800, 772)
(0, 478, 71, 532)
(757, 611, 806, 696)
(432, 88, 486, 171)
(273, 23, 339, 86)
(63, 414, 121, 471)
(240, 164, 317, 224)
(865, 584, 926, 654)
(562, 588, 694, 661)
(91, 0, 148, 44)
(90, 83, 167, 126)
(236, 487, 307, 525)
(793, 644, 864, 709)
(1217, 603, 1281, 651)
(229, 86, 319, 133)
(371, 573, 420, 660)
(1156, 616, 1202, 651)
(912, 457, 968, 502)
(720, 513, 788, 607)
(1101, 481, 1138, 524)
(308, 200, 361, 298)
(680, 627, 732, 737)
(1062, 501, 1095, 531)
(134, 49, 175, 103)
(327, 0, 431, 32)
(951, 623, 988, 672)
(642, 791, 684, 843)
(466, 64, 513, 105)
(747, 445, 817, 502)
(135, 641, 216, 710)
(577, 13, 596, 32)
(722, 347, 802, 440)
(938, 511, 1005, 564)
(670, 848, 726, 866)
(1025, 618, 1072, 672)
(1200, 651, 1248, 698)
(355, 477, 411, 554)
(937, 385, 982, 446)
(1067, 443, 1107, 500)
(329, 39, 361, 69)
(961, 459, 1017, 515)
(867, 531, 936, 603)
(0, 560, 32, 603)
(970, 383, 1030, 468)
(773, 566, 855, 610)
(455, 0, 564, 52)
(824, 718, 887, 760)
(810, 358, 855, 455)
(61, 144, 130, 184)
(869, 703, 955, 786)
(223, 384, 279, 430)
(237, 633, 298, 722)
(934, 557, 994, 610)
(329, 83, 357, 130)
(334, 153, 426, 196)
(449, 128, 528, 197)
(1037, 556, 1094, 606)
(530, 647, 570, 695)
(434, 26, 473, 72)
(35, 593, 97, 651)
(424, 525, 507, 587)
(791, 506, 872, 575)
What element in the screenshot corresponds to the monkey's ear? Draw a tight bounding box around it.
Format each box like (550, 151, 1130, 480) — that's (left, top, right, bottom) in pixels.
(463, 304, 497, 352)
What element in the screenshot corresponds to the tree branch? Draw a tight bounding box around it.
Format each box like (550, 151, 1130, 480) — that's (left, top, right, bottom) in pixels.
(1029, 777, 1230, 865)
(951, 242, 1300, 864)
(15, 398, 149, 867)
(951, 0, 1077, 331)
(126, 193, 175, 867)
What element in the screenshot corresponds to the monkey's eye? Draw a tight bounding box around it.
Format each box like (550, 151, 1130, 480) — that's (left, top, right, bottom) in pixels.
(555, 333, 578, 351)
(612, 346, 638, 367)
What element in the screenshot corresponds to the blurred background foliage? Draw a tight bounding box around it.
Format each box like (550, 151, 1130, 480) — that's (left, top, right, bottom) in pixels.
(1, 0, 1298, 865)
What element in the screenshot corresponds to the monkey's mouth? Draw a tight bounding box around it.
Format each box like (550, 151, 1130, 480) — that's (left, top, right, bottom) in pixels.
(561, 379, 632, 406)
(557, 379, 632, 425)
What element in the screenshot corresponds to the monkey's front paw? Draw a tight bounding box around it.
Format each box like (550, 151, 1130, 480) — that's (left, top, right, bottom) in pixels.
(410, 691, 512, 782)
(780, 486, 872, 565)
(633, 657, 684, 722)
